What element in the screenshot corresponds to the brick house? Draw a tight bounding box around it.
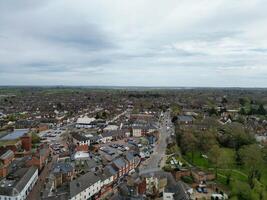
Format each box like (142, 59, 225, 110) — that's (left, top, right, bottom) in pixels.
(0, 150, 14, 177)
(112, 157, 128, 177)
(26, 145, 50, 170)
(52, 162, 75, 188)
(20, 134, 32, 151)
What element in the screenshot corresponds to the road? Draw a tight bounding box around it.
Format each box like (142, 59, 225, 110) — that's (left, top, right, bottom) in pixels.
(139, 111, 173, 174)
(107, 109, 130, 124)
(27, 155, 58, 200)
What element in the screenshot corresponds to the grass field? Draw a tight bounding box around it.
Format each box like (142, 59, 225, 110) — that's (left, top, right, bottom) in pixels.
(183, 148, 257, 186)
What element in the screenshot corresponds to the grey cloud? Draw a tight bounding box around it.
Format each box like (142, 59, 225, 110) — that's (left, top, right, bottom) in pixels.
(37, 24, 116, 51)
(0, 0, 267, 87)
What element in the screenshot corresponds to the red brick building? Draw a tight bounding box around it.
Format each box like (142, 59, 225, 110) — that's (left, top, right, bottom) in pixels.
(21, 134, 32, 151)
(0, 150, 14, 177)
(26, 145, 50, 170)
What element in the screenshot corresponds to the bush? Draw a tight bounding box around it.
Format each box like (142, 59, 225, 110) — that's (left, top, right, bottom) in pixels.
(181, 175, 194, 184)
(31, 132, 40, 144)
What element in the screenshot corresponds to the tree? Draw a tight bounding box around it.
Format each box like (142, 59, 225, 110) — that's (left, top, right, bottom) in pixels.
(257, 104, 266, 115)
(220, 123, 254, 151)
(239, 144, 264, 189)
(197, 129, 217, 153)
(239, 107, 246, 115)
(208, 107, 218, 116)
(180, 131, 197, 163)
(31, 132, 40, 144)
(230, 180, 252, 200)
(208, 145, 221, 179)
(222, 96, 228, 104)
(239, 97, 250, 107)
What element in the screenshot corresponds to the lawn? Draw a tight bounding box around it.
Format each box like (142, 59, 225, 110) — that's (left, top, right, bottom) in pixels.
(183, 148, 252, 186)
(184, 151, 210, 169)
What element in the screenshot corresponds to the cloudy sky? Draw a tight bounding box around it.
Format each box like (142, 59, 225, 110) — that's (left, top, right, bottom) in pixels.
(0, 0, 267, 87)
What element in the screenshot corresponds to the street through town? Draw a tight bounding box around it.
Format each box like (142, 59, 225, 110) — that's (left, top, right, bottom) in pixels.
(139, 111, 172, 175)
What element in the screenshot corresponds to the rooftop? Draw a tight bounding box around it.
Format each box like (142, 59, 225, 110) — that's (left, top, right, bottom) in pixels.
(0, 166, 38, 196)
(69, 172, 100, 198)
(0, 129, 29, 141)
(76, 117, 96, 124)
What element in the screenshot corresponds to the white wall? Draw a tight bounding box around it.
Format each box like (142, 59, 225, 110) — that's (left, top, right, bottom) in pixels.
(0, 168, 38, 200)
(70, 180, 101, 200)
(132, 129, 142, 137)
(163, 192, 175, 200)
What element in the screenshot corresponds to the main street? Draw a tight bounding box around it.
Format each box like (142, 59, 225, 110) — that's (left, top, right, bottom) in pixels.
(27, 155, 58, 200)
(139, 110, 173, 174)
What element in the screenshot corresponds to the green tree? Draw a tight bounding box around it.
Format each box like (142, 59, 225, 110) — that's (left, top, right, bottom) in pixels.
(221, 123, 254, 151)
(197, 129, 217, 153)
(180, 131, 197, 163)
(208, 107, 218, 116)
(239, 144, 264, 189)
(230, 180, 251, 200)
(239, 107, 246, 115)
(31, 132, 40, 144)
(257, 104, 266, 115)
(208, 145, 221, 179)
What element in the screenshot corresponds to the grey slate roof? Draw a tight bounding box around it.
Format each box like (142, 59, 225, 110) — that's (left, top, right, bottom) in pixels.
(105, 165, 118, 175)
(177, 115, 193, 122)
(112, 158, 126, 169)
(53, 162, 73, 174)
(71, 132, 88, 142)
(125, 152, 134, 162)
(14, 166, 38, 193)
(0, 166, 38, 196)
(69, 172, 100, 198)
(0, 150, 14, 160)
(102, 130, 126, 138)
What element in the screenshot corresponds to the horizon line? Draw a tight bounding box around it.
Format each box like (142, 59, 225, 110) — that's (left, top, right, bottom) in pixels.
(0, 85, 267, 89)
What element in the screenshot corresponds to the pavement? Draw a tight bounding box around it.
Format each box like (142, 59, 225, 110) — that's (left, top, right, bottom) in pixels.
(139, 111, 172, 174)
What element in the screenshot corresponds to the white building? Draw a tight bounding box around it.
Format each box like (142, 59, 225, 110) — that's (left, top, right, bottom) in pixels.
(0, 167, 38, 200)
(163, 191, 175, 200)
(132, 126, 143, 137)
(74, 151, 90, 160)
(76, 116, 96, 128)
(103, 125, 119, 132)
(72, 133, 91, 146)
(69, 172, 101, 200)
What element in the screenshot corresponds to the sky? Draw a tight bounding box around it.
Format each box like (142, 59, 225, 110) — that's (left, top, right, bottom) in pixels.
(0, 0, 267, 87)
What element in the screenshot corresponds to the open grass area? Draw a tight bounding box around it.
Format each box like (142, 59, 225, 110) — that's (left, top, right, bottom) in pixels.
(184, 151, 210, 169)
(183, 148, 259, 188)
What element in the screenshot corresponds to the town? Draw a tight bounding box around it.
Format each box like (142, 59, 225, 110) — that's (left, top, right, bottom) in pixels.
(0, 87, 266, 200)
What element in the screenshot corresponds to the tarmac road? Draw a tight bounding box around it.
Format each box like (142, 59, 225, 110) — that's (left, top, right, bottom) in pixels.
(139, 111, 172, 175)
(27, 155, 58, 200)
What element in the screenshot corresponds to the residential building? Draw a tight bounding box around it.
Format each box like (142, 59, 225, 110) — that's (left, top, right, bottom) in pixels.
(69, 172, 101, 200)
(0, 166, 38, 200)
(177, 115, 194, 125)
(52, 162, 75, 188)
(0, 150, 14, 177)
(26, 145, 50, 170)
(71, 132, 91, 146)
(112, 157, 128, 177)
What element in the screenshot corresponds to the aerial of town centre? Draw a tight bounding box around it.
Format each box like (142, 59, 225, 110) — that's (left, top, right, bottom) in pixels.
(0, 88, 266, 200)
